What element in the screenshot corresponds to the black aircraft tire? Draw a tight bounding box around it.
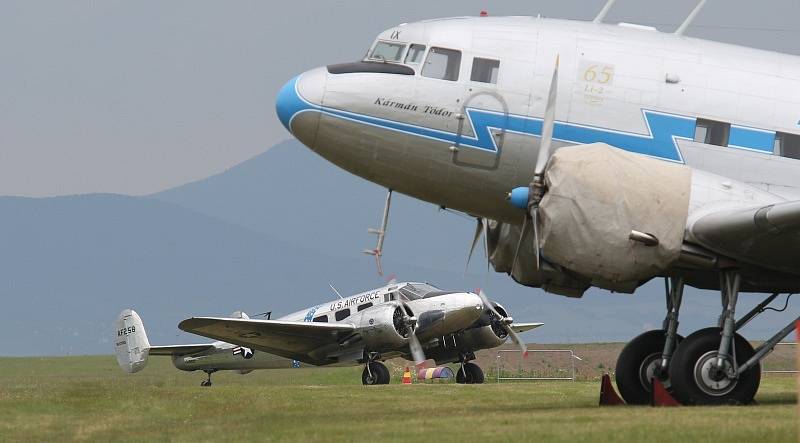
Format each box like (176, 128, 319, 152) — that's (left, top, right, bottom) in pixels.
(362, 362, 390, 385)
(467, 362, 485, 384)
(456, 362, 483, 384)
(615, 330, 683, 405)
(669, 327, 761, 405)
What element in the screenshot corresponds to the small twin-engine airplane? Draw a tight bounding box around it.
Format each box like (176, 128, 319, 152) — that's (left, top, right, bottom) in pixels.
(275, 1, 799, 404)
(115, 282, 541, 386)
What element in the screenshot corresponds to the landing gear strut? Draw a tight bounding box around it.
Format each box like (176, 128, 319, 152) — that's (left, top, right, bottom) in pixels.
(362, 360, 390, 385)
(201, 370, 215, 387)
(669, 271, 763, 405)
(615, 277, 684, 404)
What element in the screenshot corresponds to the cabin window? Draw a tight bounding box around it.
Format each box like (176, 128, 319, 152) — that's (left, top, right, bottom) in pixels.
(312, 315, 328, 323)
(471, 58, 500, 84)
(357, 302, 373, 312)
(335, 309, 351, 321)
(369, 41, 406, 62)
(422, 47, 462, 81)
(384, 292, 397, 302)
(694, 119, 730, 147)
(405, 44, 426, 64)
(775, 132, 800, 159)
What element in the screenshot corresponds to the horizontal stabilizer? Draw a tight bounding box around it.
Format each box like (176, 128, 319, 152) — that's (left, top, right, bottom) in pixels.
(148, 344, 215, 356)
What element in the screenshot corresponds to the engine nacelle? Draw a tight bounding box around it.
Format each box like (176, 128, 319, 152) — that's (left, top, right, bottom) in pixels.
(458, 325, 505, 351)
(351, 302, 410, 352)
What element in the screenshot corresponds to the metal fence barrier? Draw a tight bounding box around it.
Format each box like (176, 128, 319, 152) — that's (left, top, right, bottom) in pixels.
(763, 342, 797, 374)
(495, 349, 579, 382)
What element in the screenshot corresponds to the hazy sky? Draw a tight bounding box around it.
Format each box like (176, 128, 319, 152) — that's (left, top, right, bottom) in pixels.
(2, 0, 800, 197)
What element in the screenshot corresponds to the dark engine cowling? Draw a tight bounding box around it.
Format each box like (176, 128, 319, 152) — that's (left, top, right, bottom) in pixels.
(457, 303, 510, 350)
(351, 302, 411, 351)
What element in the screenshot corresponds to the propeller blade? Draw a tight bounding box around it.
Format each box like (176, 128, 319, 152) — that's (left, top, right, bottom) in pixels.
(504, 325, 528, 356)
(400, 301, 427, 367)
(465, 217, 484, 273)
(534, 55, 560, 176)
(408, 329, 427, 367)
(482, 217, 490, 273)
(511, 215, 528, 271)
(478, 290, 527, 356)
(531, 208, 541, 270)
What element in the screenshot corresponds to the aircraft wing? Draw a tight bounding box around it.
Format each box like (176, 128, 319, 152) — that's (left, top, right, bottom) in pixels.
(148, 344, 215, 356)
(690, 201, 800, 275)
(178, 317, 356, 364)
(510, 322, 544, 333)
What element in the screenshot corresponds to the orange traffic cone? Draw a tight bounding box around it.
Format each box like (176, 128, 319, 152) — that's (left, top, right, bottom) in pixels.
(402, 367, 412, 385)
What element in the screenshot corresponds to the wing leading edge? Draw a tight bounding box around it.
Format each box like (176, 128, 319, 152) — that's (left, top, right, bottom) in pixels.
(178, 317, 356, 365)
(690, 200, 800, 275)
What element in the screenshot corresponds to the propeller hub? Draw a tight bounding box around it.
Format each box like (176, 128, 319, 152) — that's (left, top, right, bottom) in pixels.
(509, 187, 530, 209)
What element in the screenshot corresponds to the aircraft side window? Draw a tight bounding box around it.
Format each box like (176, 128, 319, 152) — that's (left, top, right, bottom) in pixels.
(335, 309, 351, 321)
(422, 47, 462, 81)
(357, 302, 373, 312)
(405, 44, 426, 64)
(471, 58, 500, 84)
(775, 132, 800, 159)
(694, 118, 730, 147)
(313, 315, 328, 323)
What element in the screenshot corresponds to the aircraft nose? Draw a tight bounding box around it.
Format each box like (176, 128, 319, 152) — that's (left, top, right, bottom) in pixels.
(275, 67, 327, 136)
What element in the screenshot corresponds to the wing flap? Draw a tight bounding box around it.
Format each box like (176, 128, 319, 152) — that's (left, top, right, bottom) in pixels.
(691, 200, 800, 274)
(178, 317, 356, 363)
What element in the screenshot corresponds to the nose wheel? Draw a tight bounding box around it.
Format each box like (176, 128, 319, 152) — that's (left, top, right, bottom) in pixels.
(362, 361, 390, 385)
(456, 362, 485, 384)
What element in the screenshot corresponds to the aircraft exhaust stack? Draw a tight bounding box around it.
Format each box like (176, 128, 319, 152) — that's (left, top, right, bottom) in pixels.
(114, 309, 152, 373)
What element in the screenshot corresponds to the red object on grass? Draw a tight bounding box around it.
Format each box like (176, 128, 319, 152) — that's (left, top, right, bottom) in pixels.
(599, 373, 625, 406)
(650, 378, 681, 406)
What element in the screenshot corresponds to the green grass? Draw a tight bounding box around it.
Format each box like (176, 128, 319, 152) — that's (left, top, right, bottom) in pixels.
(0, 356, 797, 442)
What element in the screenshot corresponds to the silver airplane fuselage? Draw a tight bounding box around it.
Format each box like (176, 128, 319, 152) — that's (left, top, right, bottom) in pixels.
(276, 16, 800, 293)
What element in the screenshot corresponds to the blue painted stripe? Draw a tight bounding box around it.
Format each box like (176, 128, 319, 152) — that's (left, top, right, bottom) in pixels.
(280, 75, 778, 162)
(728, 125, 775, 153)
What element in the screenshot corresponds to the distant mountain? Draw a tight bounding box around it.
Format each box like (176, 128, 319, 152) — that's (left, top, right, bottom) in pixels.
(1, 142, 793, 356)
(152, 140, 476, 273)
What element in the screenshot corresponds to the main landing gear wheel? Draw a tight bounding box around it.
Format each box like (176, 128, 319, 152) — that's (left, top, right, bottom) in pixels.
(362, 361, 390, 385)
(615, 330, 683, 405)
(456, 362, 485, 384)
(669, 327, 760, 405)
(201, 371, 213, 387)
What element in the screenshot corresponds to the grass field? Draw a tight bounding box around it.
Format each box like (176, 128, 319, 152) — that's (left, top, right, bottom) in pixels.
(0, 353, 797, 442)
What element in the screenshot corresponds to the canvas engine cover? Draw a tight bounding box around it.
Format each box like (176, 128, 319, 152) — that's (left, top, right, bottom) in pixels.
(539, 143, 691, 292)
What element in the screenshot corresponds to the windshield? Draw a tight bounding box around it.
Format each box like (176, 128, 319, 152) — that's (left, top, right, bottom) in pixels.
(399, 283, 441, 300)
(368, 41, 406, 62)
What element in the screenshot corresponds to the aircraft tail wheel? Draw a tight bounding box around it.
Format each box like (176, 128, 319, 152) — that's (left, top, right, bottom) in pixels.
(362, 361, 390, 385)
(669, 327, 760, 405)
(456, 362, 484, 384)
(615, 330, 683, 405)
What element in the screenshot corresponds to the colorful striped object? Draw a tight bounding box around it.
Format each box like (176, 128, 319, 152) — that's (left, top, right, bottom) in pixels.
(417, 366, 455, 380)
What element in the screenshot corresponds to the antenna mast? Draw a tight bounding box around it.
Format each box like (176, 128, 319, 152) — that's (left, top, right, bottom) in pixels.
(675, 0, 707, 36)
(593, 0, 617, 24)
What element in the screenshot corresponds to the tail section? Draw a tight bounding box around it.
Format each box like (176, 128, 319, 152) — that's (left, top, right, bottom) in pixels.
(115, 309, 151, 373)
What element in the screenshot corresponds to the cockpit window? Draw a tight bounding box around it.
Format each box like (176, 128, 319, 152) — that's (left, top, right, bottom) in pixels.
(399, 283, 441, 301)
(422, 47, 462, 81)
(369, 41, 406, 62)
(471, 58, 500, 84)
(405, 44, 426, 64)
